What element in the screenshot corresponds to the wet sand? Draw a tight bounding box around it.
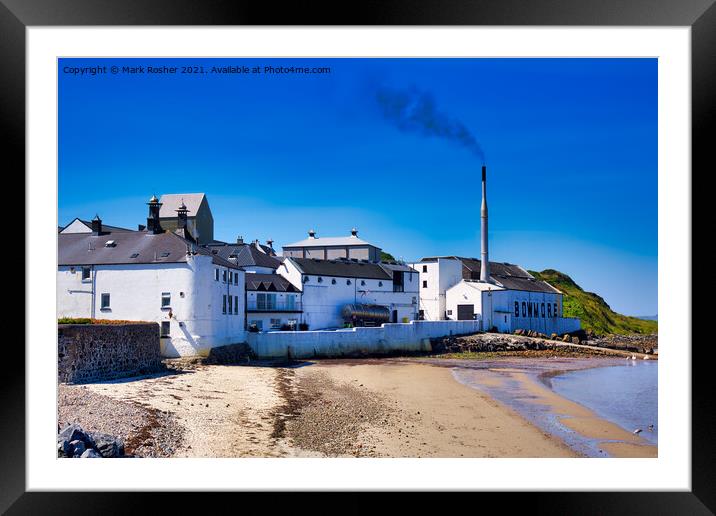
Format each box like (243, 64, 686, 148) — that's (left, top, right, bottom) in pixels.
(72, 357, 655, 458)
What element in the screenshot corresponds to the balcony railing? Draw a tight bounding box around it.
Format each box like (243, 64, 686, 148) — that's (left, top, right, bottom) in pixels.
(247, 300, 302, 312)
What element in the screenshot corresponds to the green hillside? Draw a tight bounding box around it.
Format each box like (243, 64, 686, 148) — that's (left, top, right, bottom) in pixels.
(529, 269, 658, 336)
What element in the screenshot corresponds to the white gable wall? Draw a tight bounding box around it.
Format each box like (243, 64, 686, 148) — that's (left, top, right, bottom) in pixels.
(410, 258, 463, 320)
(57, 255, 246, 357)
(60, 219, 91, 234)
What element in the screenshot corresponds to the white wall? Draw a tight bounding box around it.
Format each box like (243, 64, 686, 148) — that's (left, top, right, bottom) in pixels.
(57, 255, 246, 357)
(410, 258, 463, 321)
(60, 219, 91, 233)
(277, 259, 419, 330)
(247, 319, 482, 359)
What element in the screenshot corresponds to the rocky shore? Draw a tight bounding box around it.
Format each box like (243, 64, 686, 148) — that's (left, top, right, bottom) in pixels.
(430, 331, 658, 357)
(58, 383, 184, 457)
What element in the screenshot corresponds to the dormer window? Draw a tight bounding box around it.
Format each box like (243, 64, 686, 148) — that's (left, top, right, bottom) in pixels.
(130, 253, 139, 258)
(160, 251, 170, 258)
(104, 240, 116, 248)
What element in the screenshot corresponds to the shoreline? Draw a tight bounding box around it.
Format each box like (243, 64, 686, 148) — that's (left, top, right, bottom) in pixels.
(59, 353, 657, 458)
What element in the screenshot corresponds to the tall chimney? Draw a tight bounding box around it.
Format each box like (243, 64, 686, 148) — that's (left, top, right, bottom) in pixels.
(480, 165, 490, 282)
(175, 199, 189, 230)
(237, 235, 244, 244)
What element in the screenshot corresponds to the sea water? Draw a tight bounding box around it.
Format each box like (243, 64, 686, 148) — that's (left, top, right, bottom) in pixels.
(449, 357, 658, 456)
(545, 360, 658, 445)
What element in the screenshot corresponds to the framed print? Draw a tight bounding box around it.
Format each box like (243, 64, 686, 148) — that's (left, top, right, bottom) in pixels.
(4, 0, 712, 512)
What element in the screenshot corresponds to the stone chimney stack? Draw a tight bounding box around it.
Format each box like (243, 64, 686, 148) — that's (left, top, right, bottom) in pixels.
(146, 195, 164, 235)
(91, 214, 102, 235)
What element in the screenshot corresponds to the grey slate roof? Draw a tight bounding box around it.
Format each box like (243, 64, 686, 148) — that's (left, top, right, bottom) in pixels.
(58, 230, 239, 269)
(378, 261, 418, 278)
(420, 256, 560, 294)
(204, 243, 281, 270)
(290, 258, 392, 280)
(245, 273, 300, 292)
(60, 218, 135, 233)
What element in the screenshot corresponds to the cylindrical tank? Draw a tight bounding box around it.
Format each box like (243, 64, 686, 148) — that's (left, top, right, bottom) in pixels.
(341, 304, 390, 325)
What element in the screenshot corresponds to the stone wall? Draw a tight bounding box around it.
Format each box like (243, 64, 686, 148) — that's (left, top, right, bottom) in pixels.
(58, 323, 163, 383)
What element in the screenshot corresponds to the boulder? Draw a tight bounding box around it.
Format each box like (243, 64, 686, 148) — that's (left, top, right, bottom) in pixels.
(57, 438, 72, 458)
(70, 439, 86, 457)
(58, 423, 88, 445)
(80, 448, 102, 458)
(571, 336, 580, 344)
(90, 432, 125, 458)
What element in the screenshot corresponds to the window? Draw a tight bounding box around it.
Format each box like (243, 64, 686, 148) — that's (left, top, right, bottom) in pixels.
(361, 280, 366, 286)
(251, 320, 263, 331)
(331, 278, 336, 285)
(317, 277, 323, 283)
(161, 321, 170, 337)
(270, 318, 281, 329)
(447, 309, 453, 315)
(303, 276, 309, 283)
(100, 293, 110, 310)
(222, 295, 227, 314)
(234, 274, 238, 286)
(257, 293, 276, 310)
(286, 295, 296, 310)
(229, 271, 233, 283)
(346, 279, 351, 285)
(130, 253, 139, 259)
(234, 295, 239, 315)
(161, 292, 171, 308)
(514, 301, 519, 317)
(222, 270, 227, 283)
(378, 281, 383, 287)
(215, 269, 219, 281)
(422, 280, 428, 288)
(422, 265, 428, 273)
(228, 295, 233, 314)
(82, 266, 91, 281)
(160, 251, 170, 258)
(418, 309, 425, 320)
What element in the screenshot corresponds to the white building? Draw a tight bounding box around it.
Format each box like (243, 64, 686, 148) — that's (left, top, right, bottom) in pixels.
(277, 257, 419, 330)
(57, 200, 246, 357)
(408, 165, 579, 335)
(282, 229, 383, 261)
(413, 256, 578, 334)
(245, 273, 303, 331)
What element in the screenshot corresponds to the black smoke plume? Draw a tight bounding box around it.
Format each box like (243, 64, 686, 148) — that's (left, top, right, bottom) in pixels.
(376, 86, 485, 163)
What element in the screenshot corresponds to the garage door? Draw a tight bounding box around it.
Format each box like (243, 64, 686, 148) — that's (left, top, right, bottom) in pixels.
(457, 304, 474, 320)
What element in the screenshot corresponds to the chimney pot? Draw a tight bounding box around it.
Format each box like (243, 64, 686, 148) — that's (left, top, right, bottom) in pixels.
(237, 236, 244, 244)
(308, 229, 316, 239)
(351, 228, 358, 237)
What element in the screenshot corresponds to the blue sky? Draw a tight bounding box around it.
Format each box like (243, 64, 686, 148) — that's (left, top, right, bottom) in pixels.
(58, 58, 657, 316)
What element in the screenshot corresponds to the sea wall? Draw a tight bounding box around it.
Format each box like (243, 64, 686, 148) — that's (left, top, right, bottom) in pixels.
(246, 320, 482, 359)
(58, 323, 163, 383)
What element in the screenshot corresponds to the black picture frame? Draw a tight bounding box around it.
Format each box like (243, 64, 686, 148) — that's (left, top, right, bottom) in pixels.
(4, 0, 711, 512)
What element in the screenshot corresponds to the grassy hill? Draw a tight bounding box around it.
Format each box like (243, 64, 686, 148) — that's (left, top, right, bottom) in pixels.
(529, 269, 658, 336)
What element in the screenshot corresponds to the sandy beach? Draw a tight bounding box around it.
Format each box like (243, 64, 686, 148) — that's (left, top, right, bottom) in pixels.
(59, 356, 657, 458)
